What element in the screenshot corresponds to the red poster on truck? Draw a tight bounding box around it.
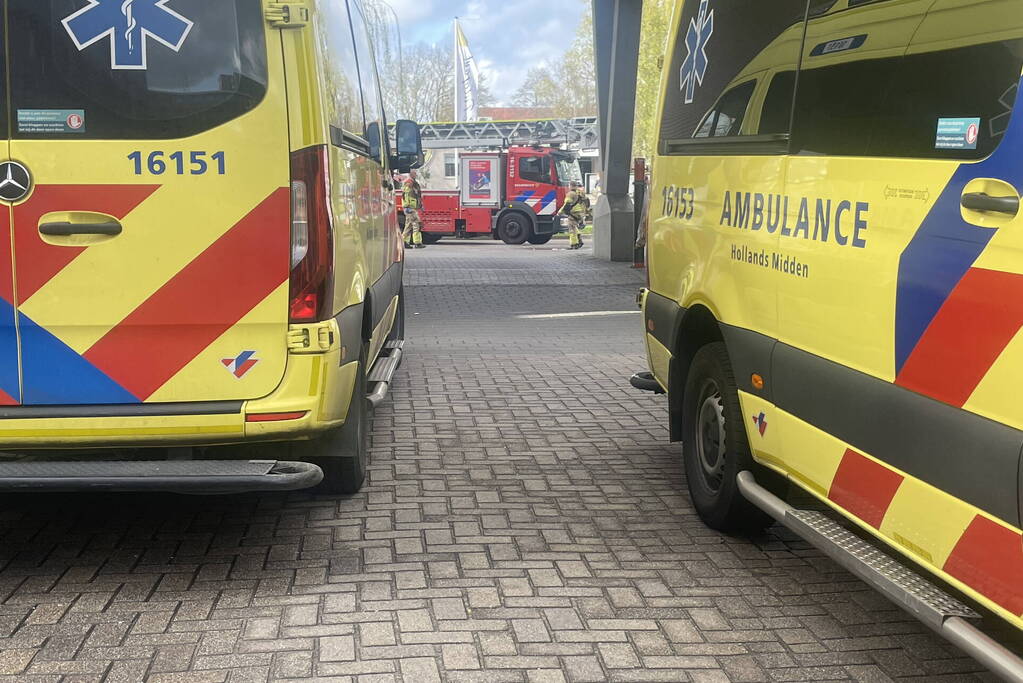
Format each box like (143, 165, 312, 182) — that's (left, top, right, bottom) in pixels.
(468, 160, 492, 199)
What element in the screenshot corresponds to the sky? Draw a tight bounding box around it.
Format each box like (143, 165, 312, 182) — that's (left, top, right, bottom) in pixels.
(385, 0, 587, 104)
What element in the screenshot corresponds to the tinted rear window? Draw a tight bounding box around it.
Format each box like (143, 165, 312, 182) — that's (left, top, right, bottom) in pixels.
(9, 0, 268, 139)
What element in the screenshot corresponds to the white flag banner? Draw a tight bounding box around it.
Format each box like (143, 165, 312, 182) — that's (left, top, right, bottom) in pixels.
(454, 20, 480, 122)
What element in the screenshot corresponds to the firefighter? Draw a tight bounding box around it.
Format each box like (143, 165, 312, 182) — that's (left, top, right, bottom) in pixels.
(560, 181, 589, 250)
(402, 169, 425, 249)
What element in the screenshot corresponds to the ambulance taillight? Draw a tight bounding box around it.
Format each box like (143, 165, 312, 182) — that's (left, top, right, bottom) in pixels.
(289, 146, 334, 323)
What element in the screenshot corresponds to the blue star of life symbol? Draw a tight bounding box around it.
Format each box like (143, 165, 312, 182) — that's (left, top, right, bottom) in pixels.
(62, 0, 194, 71)
(680, 0, 714, 104)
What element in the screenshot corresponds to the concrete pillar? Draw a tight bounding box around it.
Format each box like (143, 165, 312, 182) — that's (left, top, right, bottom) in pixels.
(592, 0, 642, 262)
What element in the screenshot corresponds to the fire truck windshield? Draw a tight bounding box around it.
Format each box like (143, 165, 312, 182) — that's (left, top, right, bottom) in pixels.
(554, 156, 583, 187)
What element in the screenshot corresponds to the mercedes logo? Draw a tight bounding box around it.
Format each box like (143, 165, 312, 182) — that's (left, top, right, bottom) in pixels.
(0, 162, 31, 203)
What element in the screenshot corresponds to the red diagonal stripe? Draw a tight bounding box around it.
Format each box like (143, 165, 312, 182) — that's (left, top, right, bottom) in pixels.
(897, 268, 1023, 407)
(944, 516, 1023, 616)
(84, 188, 290, 400)
(0, 387, 17, 406)
(14, 185, 160, 301)
(0, 208, 12, 304)
(828, 449, 904, 529)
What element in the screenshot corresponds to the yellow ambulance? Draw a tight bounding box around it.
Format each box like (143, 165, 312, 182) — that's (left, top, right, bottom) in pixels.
(641, 0, 1023, 667)
(0, 0, 419, 494)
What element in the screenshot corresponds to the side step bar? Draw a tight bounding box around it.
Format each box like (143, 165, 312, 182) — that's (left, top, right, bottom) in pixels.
(367, 340, 404, 408)
(630, 371, 665, 394)
(737, 471, 1023, 682)
(0, 460, 323, 494)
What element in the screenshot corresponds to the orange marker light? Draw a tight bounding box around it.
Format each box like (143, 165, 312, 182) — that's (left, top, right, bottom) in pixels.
(647, 320, 655, 332)
(246, 411, 308, 423)
(751, 374, 765, 391)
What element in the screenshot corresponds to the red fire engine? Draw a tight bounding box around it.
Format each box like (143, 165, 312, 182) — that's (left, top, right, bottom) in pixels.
(396, 146, 584, 245)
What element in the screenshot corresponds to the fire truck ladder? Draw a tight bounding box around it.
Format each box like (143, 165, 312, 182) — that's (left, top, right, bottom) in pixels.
(414, 118, 600, 151)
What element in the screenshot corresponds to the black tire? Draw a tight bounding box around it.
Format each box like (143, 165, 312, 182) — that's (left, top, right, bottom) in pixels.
(497, 213, 531, 245)
(308, 349, 371, 495)
(682, 342, 773, 533)
(527, 234, 553, 245)
(422, 233, 443, 245)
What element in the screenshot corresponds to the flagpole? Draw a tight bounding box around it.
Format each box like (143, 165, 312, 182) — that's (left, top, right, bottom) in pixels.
(453, 18, 460, 122)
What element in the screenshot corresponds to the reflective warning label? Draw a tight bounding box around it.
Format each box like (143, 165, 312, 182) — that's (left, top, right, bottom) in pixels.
(936, 117, 980, 150)
(17, 109, 86, 134)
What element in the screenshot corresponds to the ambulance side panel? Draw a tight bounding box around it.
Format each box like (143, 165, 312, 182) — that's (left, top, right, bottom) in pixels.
(306, 0, 401, 374)
(648, 0, 1023, 631)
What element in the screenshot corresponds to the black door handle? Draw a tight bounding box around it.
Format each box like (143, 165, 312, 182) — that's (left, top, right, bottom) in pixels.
(39, 221, 122, 236)
(961, 192, 1020, 216)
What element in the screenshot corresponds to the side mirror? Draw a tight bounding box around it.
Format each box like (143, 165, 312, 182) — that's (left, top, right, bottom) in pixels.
(395, 120, 422, 156)
(391, 120, 423, 173)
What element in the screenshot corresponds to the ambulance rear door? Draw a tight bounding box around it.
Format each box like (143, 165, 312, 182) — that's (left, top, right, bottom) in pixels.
(5, 0, 292, 406)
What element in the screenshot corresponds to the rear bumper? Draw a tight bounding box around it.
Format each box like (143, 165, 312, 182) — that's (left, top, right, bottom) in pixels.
(0, 459, 323, 493)
(0, 352, 359, 449)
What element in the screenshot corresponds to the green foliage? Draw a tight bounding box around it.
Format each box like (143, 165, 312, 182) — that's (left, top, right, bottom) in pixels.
(633, 0, 674, 159)
(511, 1, 597, 118)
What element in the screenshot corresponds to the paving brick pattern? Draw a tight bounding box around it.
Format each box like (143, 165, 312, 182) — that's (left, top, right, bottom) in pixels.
(0, 241, 995, 681)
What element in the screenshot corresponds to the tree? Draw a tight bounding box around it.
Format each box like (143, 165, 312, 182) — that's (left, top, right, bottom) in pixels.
(512, 67, 559, 108)
(633, 0, 674, 158)
(509, 2, 597, 118)
(361, 3, 497, 123)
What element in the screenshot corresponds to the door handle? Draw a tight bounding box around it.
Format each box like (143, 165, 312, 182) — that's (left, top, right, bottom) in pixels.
(39, 221, 122, 236)
(960, 192, 1020, 216)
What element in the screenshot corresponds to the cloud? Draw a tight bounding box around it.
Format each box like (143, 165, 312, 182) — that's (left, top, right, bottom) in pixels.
(385, 0, 586, 104)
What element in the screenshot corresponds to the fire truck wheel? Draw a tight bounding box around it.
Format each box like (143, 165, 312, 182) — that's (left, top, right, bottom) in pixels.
(497, 213, 532, 245)
(527, 234, 553, 245)
(422, 233, 443, 244)
(682, 342, 773, 534)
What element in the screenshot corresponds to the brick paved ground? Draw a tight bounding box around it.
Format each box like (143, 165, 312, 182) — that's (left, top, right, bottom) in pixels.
(0, 241, 996, 681)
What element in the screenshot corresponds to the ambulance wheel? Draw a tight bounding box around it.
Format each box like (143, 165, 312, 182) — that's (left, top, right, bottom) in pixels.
(497, 213, 531, 245)
(422, 233, 443, 245)
(682, 342, 773, 533)
(527, 234, 553, 245)
(310, 351, 370, 495)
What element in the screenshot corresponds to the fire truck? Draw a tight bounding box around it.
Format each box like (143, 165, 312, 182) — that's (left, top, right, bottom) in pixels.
(396, 146, 584, 245)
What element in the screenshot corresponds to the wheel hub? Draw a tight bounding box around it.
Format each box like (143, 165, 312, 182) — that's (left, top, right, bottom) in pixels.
(695, 381, 727, 492)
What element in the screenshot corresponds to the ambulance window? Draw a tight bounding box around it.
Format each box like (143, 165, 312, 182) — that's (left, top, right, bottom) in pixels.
(759, 72, 796, 135)
(519, 156, 551, 184)
(792, 2, 1023, 160)
(8, 0, 267, 140)
(693, 80, 756, 138)
(348, 0, 385, 161)
(318, 0, 367, 143)
(659, 0, 807, 153)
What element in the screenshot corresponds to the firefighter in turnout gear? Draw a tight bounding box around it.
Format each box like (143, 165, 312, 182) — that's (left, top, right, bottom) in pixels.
(560, 181, 589, 250)
(402, 169, 425, 249)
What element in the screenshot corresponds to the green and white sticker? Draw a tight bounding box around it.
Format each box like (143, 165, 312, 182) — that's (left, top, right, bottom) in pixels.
(17, 109, 86, 134)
